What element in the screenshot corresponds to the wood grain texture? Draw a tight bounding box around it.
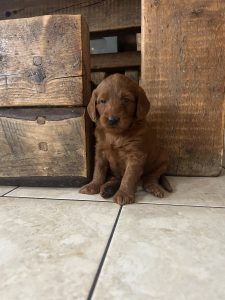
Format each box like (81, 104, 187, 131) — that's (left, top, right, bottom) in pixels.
(136, 33, 141, 51)
(0, 15, 90, 107)
(142, 0, 225, 176)
(0, 108, 92, 185)
(91, 51, 141, 72)
(0, 0, 141, 34)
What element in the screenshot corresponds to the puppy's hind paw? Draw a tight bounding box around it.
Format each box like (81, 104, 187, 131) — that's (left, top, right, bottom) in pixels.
(79, 182, 100, 195)
(100, 181, 120, 199)
(144, 183, 165, 198)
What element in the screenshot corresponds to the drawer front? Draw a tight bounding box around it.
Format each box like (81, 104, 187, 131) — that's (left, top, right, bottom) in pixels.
(0, 108, 92, 186)
(0, 15, 90, 107)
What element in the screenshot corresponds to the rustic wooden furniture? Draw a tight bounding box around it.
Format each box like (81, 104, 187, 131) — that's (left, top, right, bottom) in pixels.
(0, 0, 141, 81)
(142, 0, 224, 176)
(0, 15, 91, 186)
(0, 0, 224, 178)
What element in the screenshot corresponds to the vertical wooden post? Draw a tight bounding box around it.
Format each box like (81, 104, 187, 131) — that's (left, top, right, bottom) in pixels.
(142, 0, 225, 176)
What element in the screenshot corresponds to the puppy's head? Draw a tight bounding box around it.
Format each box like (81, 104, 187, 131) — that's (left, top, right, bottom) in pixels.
(87, 73, 150, 133)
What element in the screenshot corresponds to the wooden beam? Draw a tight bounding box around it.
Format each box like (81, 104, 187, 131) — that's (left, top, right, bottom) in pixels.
(142, 0, 225, 176)
(0, 15, 90, 107)
(0, 108, 92, 186)
(0, 13, 93, 186)
(0, 0, 141, 34)
(91, 51, 141, 72)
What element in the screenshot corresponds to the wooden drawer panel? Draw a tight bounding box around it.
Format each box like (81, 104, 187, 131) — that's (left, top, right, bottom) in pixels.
(0, 15, 90, 107)
(0, 108, 92, 186)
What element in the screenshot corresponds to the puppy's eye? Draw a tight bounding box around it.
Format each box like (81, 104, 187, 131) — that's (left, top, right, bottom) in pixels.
(99, 99, 107, 104)
(122, 97, 130, 104)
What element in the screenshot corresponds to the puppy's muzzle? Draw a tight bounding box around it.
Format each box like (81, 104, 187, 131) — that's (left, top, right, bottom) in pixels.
(108, 116, 120, 126)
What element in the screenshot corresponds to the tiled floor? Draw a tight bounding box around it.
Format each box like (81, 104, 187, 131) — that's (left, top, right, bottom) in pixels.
(1, 174, 225, 300)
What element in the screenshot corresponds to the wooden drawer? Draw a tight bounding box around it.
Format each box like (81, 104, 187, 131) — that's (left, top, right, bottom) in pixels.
(0, 108, 92, 186)
(0, 15, 90, 107)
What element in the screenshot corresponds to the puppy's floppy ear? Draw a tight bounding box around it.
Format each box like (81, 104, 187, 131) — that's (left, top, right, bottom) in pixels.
(136, 86, 150, 120)
(87, 89, 97, 122)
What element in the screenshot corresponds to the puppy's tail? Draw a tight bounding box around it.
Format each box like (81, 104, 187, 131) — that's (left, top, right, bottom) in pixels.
(159, 175, 173, 193)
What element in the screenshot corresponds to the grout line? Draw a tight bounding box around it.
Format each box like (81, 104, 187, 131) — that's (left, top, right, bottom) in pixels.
(3, 193, 225, 209)
(87, 205, 123, 300)
(1, 186, 19, 197)
(135, 202, 225, 209)
(2, 194, 113, 203)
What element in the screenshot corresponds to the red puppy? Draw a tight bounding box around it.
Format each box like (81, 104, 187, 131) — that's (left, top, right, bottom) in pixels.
(80, 74, 172, 205)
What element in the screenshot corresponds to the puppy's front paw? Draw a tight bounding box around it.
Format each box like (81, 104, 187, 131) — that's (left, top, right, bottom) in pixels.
(79, 182, 100, 195)
(114, 189, 135, 205)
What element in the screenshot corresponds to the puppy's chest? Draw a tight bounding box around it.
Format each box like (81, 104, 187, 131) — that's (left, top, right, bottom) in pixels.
(105, 148, 126, 176)
(103, 137, 127, 176)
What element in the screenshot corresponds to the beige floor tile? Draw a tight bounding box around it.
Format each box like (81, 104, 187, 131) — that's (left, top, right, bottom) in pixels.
(136, 173, 225, 207)
(0, 186, 17, 196)
(0, 197, 119, 300)
(5, 172, 225, 208)
(6, 186, 111, 202)
(93, 204, 225, 300)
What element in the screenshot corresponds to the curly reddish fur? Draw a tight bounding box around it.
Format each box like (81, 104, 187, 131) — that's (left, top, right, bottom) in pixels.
(80, 74, 172, 205)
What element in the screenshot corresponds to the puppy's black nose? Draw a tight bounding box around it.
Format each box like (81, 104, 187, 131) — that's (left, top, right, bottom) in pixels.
(108, 116, 120, 126)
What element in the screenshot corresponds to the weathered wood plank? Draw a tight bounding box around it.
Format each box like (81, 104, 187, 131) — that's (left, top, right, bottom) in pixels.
(136, 33, 141, 51)
(0, 108, 92, 185)
(0, 0, 141, 34)
(0, 15, 90, 107)
(142, 0, 225, 176)
(91, 51, 141, 71)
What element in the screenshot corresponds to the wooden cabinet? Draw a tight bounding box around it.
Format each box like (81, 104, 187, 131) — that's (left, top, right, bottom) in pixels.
(0, 15, 92, 186)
